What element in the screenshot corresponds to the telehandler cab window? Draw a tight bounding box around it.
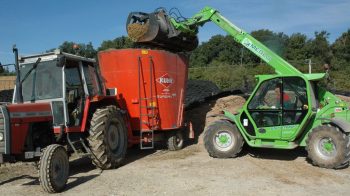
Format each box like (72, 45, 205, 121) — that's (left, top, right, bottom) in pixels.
(282, 77, 308, 125)
(248, 78, 282, 127)
(248, 78, 282, 110)
(247, 77, 308, 127)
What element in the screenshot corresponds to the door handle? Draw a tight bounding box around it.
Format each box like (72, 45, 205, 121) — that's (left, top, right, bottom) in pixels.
(258, 128, 266, 133)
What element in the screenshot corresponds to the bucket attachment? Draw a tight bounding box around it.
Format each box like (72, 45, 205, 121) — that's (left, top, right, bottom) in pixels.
(126, 9, 198, 52)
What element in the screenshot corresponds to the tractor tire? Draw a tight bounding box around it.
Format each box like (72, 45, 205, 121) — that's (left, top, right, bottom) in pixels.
(39, 144, 69, 193)
(87, 106, 127, 169)
(167, 130, 184, 151)
(204, 120, 244, 158)
(306, 125, 350, 169)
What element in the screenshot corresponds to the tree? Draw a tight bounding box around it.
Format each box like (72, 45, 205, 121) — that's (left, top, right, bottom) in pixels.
(285, 33, 308, 61)
(331, 29, 350, 69)
(47, 41, 97, 58)
(0, 64, 4, 74)
(98, 36, 134, 51)
(306, 31, 332, 64)
(189, 35, 241, 67)
(58, 41, 97, 58)
(245, 29, 289, 65)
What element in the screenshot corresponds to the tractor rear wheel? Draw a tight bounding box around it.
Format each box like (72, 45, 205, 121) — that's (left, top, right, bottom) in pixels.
(204, 120, 244, 158)
(306, 125, 350, 169)
(167, 130, 184, 151)
(39, 144, 69, 193)
(88, 106, 128, 169)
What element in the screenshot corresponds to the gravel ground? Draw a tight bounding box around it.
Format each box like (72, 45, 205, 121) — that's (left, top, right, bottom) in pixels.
(1, 144, 350, 196)
(1, 95, 350, 195)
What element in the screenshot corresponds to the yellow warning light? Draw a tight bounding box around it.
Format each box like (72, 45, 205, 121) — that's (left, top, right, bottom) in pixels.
(141, 49, 148, 55)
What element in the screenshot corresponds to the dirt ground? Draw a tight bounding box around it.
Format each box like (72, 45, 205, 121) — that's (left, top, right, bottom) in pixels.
(1, 95, 350, 195)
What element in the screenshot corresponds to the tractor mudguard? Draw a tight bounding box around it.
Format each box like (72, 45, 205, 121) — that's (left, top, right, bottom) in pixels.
(318, 118, 350, 133)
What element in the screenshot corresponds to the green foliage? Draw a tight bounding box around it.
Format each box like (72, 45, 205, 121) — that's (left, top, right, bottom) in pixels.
(188, 28, 350, 92)
(0, 63, 15, 76)
(48, 28, 350, 92)
(285, 33, 309, 61)
(48, 41, 97, 58)
(307, 31, 332, 64)
(331, 29, 350, 70)
(190, 35, 241, 67)
(189, 62, 274, 91)
(98, 36, 134, 51)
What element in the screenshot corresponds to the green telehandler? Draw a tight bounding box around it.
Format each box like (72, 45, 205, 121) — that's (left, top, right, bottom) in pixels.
(127, 6, 350, 169)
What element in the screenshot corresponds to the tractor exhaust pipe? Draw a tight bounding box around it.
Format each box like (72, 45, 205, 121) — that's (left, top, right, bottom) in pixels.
(126, 9, 198, 52)
(13, 46, 23, 103)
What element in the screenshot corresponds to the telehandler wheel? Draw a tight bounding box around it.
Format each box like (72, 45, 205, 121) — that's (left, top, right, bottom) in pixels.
(167, 130, 184, 151)
(204, 120, 244, 158)
(39, 144, 69, 193)
(306, 125, 350, 169)
(88, 106, 128, 169)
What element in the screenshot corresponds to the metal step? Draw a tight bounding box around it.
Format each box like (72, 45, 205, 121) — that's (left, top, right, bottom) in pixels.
(140, 113, 156, 117)
(140, 106, 157, 109)
(140, 130, 154, 149)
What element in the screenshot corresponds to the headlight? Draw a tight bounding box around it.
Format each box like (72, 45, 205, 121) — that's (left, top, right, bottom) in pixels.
(0, 132, 3, 141)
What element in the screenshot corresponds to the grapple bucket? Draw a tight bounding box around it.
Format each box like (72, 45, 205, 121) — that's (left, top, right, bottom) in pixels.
(126, 10, 198, 52)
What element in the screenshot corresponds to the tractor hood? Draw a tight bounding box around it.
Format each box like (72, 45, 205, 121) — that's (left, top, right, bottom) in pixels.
(6, 102, 52, 122)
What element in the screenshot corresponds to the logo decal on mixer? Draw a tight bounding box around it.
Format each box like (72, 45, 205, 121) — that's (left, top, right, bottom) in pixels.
(156, 73, 174, 88)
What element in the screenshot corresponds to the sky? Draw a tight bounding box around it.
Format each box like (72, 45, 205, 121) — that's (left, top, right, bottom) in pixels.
(0, 0, 349, 66)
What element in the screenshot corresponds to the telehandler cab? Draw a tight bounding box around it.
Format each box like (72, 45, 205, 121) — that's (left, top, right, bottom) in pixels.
(127, 6, 350, 169)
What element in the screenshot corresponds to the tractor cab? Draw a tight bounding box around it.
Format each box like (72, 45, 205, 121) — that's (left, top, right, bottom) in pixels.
(13, 49, 102, 132)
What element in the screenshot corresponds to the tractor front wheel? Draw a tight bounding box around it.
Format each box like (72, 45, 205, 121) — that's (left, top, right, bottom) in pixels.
(306, 125, 350, 169)
(88, 106, 128, 169)
(39, 144, 69, 193)
(204, 120, 244, 158)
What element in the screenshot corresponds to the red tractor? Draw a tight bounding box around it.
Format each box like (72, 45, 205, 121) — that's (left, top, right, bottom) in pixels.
(0, 47, 189, 192)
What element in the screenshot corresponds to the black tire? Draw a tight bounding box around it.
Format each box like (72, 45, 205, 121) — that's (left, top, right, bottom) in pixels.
(204, 120, 244, 158)
(87, 106, 128, 169)
(306, 125, 350, 169)
(39, 144, 69, 193)
(167, 130, 184, 151)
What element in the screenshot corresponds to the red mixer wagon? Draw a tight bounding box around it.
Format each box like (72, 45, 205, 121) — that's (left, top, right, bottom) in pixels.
(98, 48, 189, 150)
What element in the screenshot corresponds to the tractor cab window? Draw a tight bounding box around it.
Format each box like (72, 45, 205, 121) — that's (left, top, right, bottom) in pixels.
(19, 60, 63, 102)
(65, 62, 84, 126)
(82, 62, 101, 96)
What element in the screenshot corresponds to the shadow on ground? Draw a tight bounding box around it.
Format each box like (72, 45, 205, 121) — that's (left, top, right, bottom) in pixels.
(244, 146, 307, 161)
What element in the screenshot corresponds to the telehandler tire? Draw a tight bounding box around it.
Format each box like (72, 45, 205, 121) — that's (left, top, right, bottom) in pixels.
(306, 125, 350, 169)
(204, 120, 244, 158)
(167, 130, 184, 151)
(88, 106, 128, 169)
(39, 144, 69, 193)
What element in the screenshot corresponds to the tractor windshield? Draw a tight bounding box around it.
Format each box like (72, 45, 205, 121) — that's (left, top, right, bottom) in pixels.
(18, 60, 63, 102)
